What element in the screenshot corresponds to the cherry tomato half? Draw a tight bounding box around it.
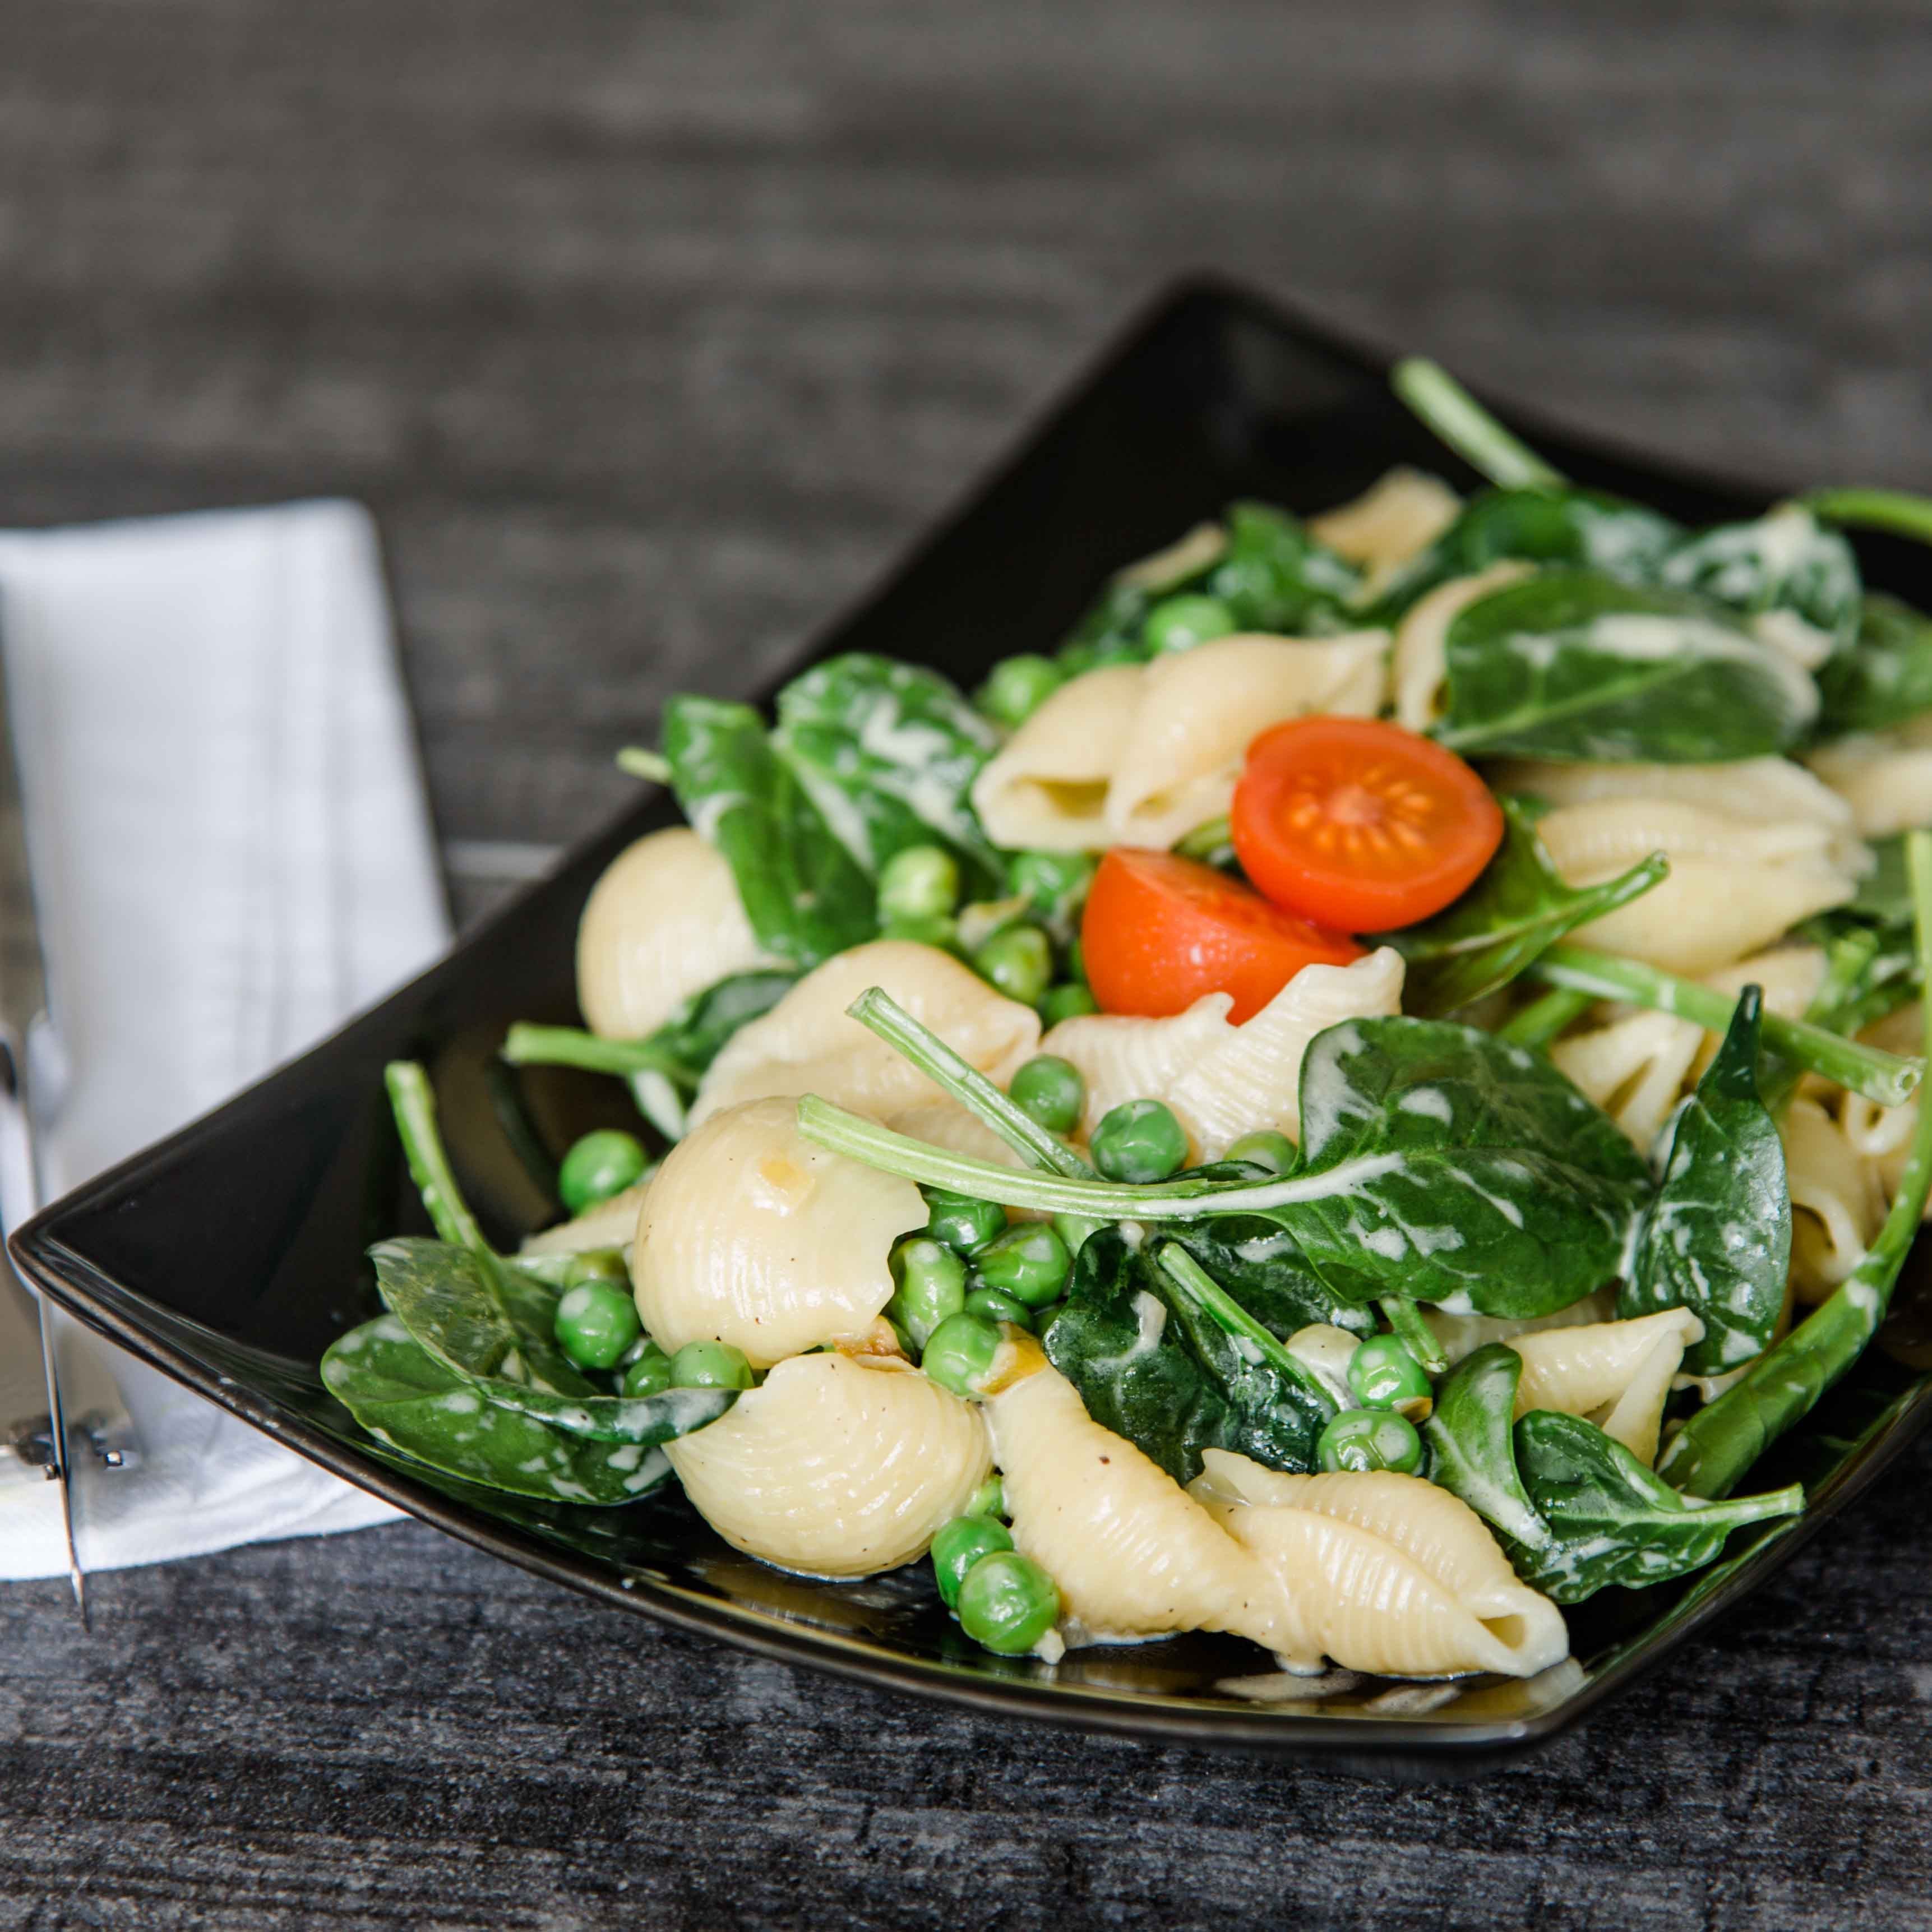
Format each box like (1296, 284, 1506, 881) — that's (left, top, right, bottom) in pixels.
(1080, 848, 1364, 1024)
(1231, 717, 1503, 932)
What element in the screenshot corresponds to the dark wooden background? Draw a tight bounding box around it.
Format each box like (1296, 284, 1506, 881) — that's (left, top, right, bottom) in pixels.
(4, 2, 1932, 1925)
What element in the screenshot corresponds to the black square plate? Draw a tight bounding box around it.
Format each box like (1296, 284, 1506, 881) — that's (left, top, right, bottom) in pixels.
(18, 278, 1932, 1772)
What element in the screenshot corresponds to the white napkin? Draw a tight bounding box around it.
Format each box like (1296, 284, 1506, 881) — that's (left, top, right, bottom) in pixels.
(0, 500, 450, 1580)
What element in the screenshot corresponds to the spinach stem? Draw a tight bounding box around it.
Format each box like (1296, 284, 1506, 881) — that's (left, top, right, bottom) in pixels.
(1800, 488, 1932, 547)
(1659, 829, 1932, 1499)
(385, 1061, 488, 1256)
(617, 746, 673, 783)
(1378, 1295, 1449, 1376)
(1497, 985, 1593, 1051)
(844, 988, 1096, 1180)
(1156, 1245, 1338, 1412)
(1528, 943, 1922, 1106)
(796, 1094, 1397, 1220)
(501, 1023, 674, 1079)
(1390, 358, 1565, 491)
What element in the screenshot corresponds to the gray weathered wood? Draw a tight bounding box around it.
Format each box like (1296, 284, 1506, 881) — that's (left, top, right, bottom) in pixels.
(4, 1, 1932, 1923)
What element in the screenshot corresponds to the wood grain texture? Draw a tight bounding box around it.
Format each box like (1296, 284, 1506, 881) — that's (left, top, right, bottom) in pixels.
(3, 1, 1932, 1924)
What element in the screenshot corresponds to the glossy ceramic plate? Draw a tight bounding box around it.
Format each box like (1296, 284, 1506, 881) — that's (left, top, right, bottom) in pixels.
(17, 279, 1932, 1771)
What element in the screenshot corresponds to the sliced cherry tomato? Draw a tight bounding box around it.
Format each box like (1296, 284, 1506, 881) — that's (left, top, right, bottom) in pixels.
(1231, 717, 1503, 932)
(1080, 848, 1364, 1024)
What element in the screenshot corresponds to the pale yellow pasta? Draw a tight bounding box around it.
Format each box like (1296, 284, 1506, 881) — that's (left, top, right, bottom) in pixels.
(1284, 1324, 1364, 1409)
(1536, 796, 1859, 976)
(1309, 468, 1462, 586)
(1115, 521, 1228, 590)
(665, 1352, 990, 1578)
(986, 1360, 1292, 1653)
(1782, 1096, 1884, 1304)
(1807, 714, 1932, 839)
(1103, 633, 1389, 848)
(1421, 1289, 1617, 1367)
(969, 664, 1143, 851)
(1190, 1454, 1570, 1677)
(1511, 1309, 1705, 1466)
(1390, 562, 1532, 732)
(691, 939, 1039, 1129)
(632, 1098, 926, 1367)
(576, 829, 779, 1040)
(1550, 1010, 1703, 1151)
(519, 1178, 651, 1259)
(1039, 948, 1405, 1153)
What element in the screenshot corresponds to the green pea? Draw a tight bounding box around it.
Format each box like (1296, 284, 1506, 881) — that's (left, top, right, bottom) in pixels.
(1040, 983, 1099, 1026)
(1224, 1130, 1297, 1176)
(879, 844, 962, 924)
(930, 1514, 1015, 1609)
(978, 655, 1064, 728)
(921, 1312, 1004, 1399)
(620, 1343, 673, 1398)
(888, 1237, 968, 1350)
(956, 1550, 1060, 1654)
(1318, 1407, 1423, 1475)
(1051, 1212, 1107, 1260)
(553, 1280, 643, 1371)
(1008, 1055, 1085, 1135)
(1090, 1098, 1188, 1184)
(562, 1247, 630, 1288)
(1009, 849, 1096, 919)
(973, 924, 1053, 1007)
(923, 1187, 1006, 1254)
(1347, 1334, 1433, 1417)
(967, 1476, 1007, 1521)
(669, 1339, 755, 1392)
(972, 1222, 1071, 1310)
(558, 1129, 648, 1216)
(965, 1286, 1033, 1331)
(1143, 593, 1237, 655)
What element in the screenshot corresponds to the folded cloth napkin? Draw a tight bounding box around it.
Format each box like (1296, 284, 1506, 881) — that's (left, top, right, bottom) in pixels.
(0, 500, 449, 1581)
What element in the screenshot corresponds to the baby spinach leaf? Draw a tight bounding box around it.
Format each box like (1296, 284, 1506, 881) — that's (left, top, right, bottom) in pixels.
(1660, 506, 1861, 662)
(1205, 501, 1360, 633)
(1373, 486, 1682, 617)
(1503, 1409, 1802, 1603)
(1389, 798, 1669, 1016)
(641, 969, 801, 1085)
(1041, 1227, 1332, 1485)
(1421, 1342, 1549, 1549)
(320, 1316, 683, 1506)
(773, 654, 1005, 895)
(1618, 987, 1790, 1374)
(1435, 569, 1820, 762)
(1164, 1217, 1376, 1341)
(662, 695, 877, 968)
(1275, 1015, 1648, 1316)
(372, 1236, 598, 1398)
(1815, 594, 1932, 738)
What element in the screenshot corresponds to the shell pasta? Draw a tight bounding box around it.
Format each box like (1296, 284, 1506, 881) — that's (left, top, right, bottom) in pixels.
(344, 360, 1932, 1699)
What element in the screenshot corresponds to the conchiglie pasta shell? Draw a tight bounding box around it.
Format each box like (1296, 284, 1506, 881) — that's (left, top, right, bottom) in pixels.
(970, 664, 1143, 852)
(1190, 1455, 1569, 1676)
(691, 940, 1039, 1129)
(520, 1179, 651, 1259)
(986, 1365, 1291, 1651)
(1550, 1010, 1703, 1152)
(1103, 633, 1389, 849)
(665, 1353, 990, 1578)
(634, 1098, 925, 1367)
(1782, 1095, 1884, 1303)
(1808, 714, 1932, 839)
(1309, 468, 1462, 581)
(1511, 1309, 1704, 1467)
(1041, 995, 1237, 1144)
(576, 829, 780, 1041)
(1391, 562, 1532, 732)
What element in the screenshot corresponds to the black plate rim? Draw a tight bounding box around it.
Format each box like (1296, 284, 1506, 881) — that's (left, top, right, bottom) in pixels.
(12, 271, 1924, 1765)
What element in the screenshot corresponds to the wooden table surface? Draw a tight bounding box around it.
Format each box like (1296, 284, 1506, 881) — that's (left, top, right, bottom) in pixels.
(4, 3, 1932, 1925)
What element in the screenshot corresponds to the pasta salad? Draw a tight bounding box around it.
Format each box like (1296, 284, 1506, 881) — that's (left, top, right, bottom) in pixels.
(323, 360, 1932, 1682)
